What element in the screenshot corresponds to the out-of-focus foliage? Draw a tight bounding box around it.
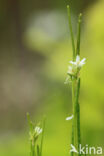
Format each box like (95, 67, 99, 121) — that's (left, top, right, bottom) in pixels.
(0, 0, 104, 156)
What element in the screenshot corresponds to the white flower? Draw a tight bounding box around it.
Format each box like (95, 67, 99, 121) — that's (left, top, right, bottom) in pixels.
(35, 126, 42, 136)
(66, 115, 74, 121)
(70, 55, 86, 68)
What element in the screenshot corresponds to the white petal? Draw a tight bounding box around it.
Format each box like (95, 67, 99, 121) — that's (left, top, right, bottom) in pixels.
(70, 61, 76, 65)
(35, 126, 39, 132)
(39, 129, 42, 134)
(76, 55, 80, 62)
(35, 126, 42, 135)
(70, 61, 74, 64)
(79, 58, 86, 67)
(66, 115, 74, 121)
(80, 58, 86, 64)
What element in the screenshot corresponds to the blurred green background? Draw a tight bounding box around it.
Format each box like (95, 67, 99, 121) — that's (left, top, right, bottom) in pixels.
(0, 0, 104, 155)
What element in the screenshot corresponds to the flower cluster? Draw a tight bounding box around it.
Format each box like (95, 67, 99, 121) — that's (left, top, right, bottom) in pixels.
(29, 126, 42, 146)
(65, 55, 86, 84)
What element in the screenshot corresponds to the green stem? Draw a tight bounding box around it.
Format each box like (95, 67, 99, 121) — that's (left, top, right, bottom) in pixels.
(76, 13, 82, 56)
(71, 80, 75, 156)
(75, 78, 81, 156)
(40, 117, 46, 156)
(72, 78, 81, 156)
(31, 141, 35, 156)
(73, 81, 78, 156)
(72, 80, 78, 156)
(75, 13, 82, 155)
(67, 5, 76, 60)
(77, 102, 81, 156)
(37, 145, 40, 156)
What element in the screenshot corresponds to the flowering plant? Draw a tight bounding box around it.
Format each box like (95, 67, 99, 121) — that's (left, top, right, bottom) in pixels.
(27, 113, 45, 156)
(65, 5, 86, 156)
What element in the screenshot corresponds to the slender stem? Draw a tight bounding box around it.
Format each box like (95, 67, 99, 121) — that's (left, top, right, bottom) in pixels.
(27, 113, 34, 132)
(76, 14, 82, 56)
(75, 13, 82, 155)
(73, 81, 78, 156)
(67, 5, 76, 60)
(71, 80, 75, 156)
(67, 5, 77, 156)
(71, 122, 74, 156)
(40, 117, 46, 156)
(75, 78, 81, 155)
(77, 102, 81, 156)
(37, 145, 40, 156)
(31, 141, 35, 156)
(72, 78, 81, 156)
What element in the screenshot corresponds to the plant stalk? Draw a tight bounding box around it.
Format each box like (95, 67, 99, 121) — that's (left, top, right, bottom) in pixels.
(75, 78, 81, 155)
(40, 117, 46, 156)
(67, 6, 82, 156)
(67, 5, 76, 61)
(76, 13, 82, 56)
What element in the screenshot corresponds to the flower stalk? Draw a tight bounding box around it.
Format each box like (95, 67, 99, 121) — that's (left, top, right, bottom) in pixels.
(76, 13, 82, 56)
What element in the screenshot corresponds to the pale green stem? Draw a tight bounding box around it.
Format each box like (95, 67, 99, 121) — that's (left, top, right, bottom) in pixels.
(67, 5, 76, 60)
(76, 14, 82, 56)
